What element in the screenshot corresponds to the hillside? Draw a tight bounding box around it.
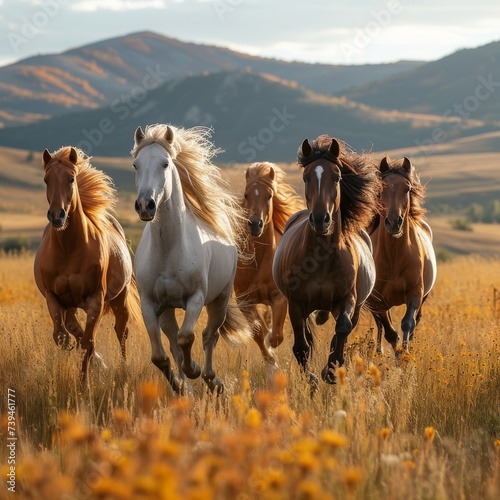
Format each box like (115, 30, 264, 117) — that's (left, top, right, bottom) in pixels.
(0, 69, 494, 162)
(0, 31, 421, 128)
(344, 40, 500, 123)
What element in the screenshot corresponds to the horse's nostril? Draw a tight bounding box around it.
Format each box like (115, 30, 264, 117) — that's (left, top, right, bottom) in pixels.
(59, 208, 66, 219)
(397, 216, 403, 226)
(147, 199, 156, 211)
(258, 219, 263, 228)
(134, 200, 140, 212)
(247, 220, 252, 226)
(385, 217, 391, 227)
(323, 212, 330, 224)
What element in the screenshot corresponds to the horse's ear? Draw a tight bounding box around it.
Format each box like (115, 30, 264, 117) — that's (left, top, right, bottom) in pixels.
(329, 138, 340, 158)
(134, 126, 145, 145)
(402, 156, 413, 175)
(68, 147, 78, 165)
(42, 148, 52, 167)
(165, 126, 174, 144)
(268, 166, 275, 181)
(380, 156, 391, 173)
(300, 138, 312, 158)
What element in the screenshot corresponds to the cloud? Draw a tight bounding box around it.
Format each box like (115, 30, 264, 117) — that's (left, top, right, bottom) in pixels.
(71, 0, 166, 12)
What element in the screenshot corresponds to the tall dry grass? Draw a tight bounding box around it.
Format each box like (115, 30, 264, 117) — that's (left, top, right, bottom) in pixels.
(0, 252, 499, 499)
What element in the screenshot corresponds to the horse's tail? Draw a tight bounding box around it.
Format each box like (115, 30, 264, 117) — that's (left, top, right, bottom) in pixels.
(220, 296, 253, 346)
(126, 273, 144, 328)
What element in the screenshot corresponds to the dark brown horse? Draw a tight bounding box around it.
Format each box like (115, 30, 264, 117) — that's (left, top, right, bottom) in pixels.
(34, 146, 142, 383)
(273, 136, 379, 384)
(367, 156, 437, 353)
(234, 162, 304, 367)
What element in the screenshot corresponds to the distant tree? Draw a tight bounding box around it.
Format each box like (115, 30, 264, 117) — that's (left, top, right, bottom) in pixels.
(485, 200, 500, 223)
(25, 150, 35, 162)
(449, 218, 473, 232)
(467, 203, 485, 222)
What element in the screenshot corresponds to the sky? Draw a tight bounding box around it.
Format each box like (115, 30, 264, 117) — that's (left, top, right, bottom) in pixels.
(1, 0, 500, 68)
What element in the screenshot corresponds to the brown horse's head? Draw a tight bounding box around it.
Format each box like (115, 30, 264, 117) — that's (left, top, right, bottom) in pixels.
(243, 163, 277, 237)
(379, 156, 414, 238)
(42, 147, 78, 230)
(298, 137, 342, 235)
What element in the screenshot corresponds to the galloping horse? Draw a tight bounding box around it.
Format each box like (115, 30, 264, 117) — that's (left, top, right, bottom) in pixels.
(367, 156, 437, 353)
(273, 135, 379, 384)
(34, 146, 141, 382)
(234, 162, 304, 367)
(132, 124, 252, 394)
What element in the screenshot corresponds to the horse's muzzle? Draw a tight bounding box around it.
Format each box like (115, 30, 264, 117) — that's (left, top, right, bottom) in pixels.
(248, 218, 264, 237)
(308, 211, 331, 234)
(135, 197, 156, 221)
(47, 208, 66, 229)
(384, 216, 404, 237)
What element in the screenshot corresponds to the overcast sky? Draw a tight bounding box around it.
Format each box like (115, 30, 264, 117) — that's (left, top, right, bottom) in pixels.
(1, 0, 499, 68)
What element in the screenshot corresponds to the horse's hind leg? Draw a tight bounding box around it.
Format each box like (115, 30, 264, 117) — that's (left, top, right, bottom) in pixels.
(109, 287, 130, 360)
(201, 291, 231, 393)
(65, 308, 84, 346)
(373, 310, 398, 354)
(160, 310, 190, 394)
(267, 292, 287, 350)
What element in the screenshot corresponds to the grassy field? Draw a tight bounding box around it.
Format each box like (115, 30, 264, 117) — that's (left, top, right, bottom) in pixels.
(0, 253, 499, 499)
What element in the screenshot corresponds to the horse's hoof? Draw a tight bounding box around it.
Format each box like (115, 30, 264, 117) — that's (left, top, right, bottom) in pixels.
(203, 373, 224, 394)
(183, 362, 201, 380)
(321, 365, 337, 384)
(53, 332, 75, 350)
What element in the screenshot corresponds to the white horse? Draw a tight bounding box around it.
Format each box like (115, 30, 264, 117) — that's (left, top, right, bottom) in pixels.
(132, 124, 252, 394)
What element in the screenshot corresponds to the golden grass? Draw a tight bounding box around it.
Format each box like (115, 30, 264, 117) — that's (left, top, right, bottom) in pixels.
(0, 253, 499, 498)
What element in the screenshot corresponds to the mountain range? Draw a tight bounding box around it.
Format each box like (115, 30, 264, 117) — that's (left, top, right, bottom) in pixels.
(0, 31, 498, 161)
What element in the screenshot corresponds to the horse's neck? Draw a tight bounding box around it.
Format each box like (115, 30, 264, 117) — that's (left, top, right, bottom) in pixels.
(152, 174, 189, 250)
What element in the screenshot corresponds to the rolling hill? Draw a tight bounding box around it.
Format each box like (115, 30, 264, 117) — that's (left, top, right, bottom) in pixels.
(344, 40, 500, 123)
(0, 69, 495, 162)
(0, 31, 422, 128)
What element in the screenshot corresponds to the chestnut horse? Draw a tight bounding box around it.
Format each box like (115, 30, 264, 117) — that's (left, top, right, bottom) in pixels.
(34, 147, 142, 382)
(273, 136, 379, 385)
(367, 156, 437, 353)
(132, 124, 252, 394)
(234, 162, 304, 367)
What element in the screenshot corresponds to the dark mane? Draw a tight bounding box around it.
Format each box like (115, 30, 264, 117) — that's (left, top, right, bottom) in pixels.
(298, 134, 380, 236)
(381, 158, 427, 222)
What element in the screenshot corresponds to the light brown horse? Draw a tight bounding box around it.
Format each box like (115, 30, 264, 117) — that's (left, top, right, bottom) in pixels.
(234, 162, 304, 367)
(273, 136, 379, 385)
(367, 156, 437, 354)
(34, 146, 142, 382)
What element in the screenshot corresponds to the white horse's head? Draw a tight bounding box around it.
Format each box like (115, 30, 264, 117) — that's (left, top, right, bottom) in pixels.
(133, 126, 175, 221)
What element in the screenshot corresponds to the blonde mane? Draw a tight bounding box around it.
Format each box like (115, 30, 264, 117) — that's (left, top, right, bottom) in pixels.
(244, 162, 304, 234)
(131, 124, 247, 252)
(46, 146, 116, 238)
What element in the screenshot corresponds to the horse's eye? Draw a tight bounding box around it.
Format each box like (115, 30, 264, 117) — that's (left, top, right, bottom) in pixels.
(132, 163, 137, 170)
(70, 177, 75, 184)
(303, 175, 309, 183)
(163, 161, 169, 169)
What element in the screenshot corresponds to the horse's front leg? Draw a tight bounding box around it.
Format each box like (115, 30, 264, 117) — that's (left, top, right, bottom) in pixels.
(321, 297, 357, 384)
(80, 291, 105, 384)
(178, 292, 204, 380)
(401, 295, 422, 352)
(288, 300, 317, 386)
(142, 300, 182, 394)
(45, 291, 74, 350)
